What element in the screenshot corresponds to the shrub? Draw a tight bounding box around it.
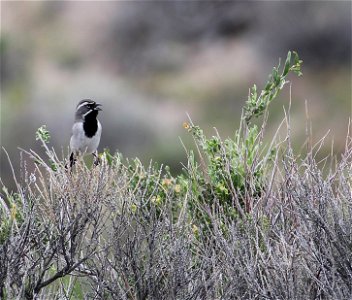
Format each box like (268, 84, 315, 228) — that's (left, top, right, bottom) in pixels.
(1, 51, 351, 299)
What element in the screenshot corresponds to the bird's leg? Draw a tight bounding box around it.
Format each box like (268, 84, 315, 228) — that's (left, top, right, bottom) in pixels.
(92, 152, 100, 166)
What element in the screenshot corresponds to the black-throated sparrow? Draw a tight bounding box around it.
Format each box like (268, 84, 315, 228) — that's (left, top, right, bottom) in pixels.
(69, 99, 102, 167)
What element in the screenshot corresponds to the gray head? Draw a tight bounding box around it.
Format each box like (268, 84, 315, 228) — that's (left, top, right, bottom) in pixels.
(75, 99, 102, 121)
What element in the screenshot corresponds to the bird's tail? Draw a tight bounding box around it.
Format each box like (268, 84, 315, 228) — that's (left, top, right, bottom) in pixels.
(69, 152, 76, 168)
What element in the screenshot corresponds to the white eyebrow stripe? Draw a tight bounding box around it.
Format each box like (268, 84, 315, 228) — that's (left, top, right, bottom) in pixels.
(82, 109, 94, 117)
(76, 101, 94, 110)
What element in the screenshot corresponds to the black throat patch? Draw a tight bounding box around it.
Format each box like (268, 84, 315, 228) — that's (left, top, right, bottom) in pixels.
(83, 110, 98, 138)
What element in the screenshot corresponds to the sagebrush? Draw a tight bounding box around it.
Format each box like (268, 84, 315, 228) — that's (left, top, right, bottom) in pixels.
(1, 51, 351, 300)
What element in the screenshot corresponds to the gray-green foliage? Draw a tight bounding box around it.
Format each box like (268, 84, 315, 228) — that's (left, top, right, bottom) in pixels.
(35, 125, 51, 143)
(1, 51, 351, 299)
(183, 51, 302, 225)
(244, 50, 302, 124)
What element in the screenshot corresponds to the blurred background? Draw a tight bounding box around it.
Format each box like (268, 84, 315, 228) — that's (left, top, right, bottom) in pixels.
(1, 1, 351, 189)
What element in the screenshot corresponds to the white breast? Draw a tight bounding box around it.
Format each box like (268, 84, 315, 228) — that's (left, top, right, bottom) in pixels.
(70, 121, 102, 154)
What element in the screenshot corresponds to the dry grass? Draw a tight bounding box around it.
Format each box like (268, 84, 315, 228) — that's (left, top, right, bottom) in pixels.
(1, 117, 351, 299)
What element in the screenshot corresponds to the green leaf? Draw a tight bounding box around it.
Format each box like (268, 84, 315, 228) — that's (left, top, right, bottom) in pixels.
(35, 125, 50, 143)
(283, 50, 292, 76)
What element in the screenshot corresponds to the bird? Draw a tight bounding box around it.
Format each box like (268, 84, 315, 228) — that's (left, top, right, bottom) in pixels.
(69, 99, 102, 167)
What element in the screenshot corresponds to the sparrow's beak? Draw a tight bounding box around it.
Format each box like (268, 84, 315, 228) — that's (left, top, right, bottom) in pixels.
(95, 103, 102, 111)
